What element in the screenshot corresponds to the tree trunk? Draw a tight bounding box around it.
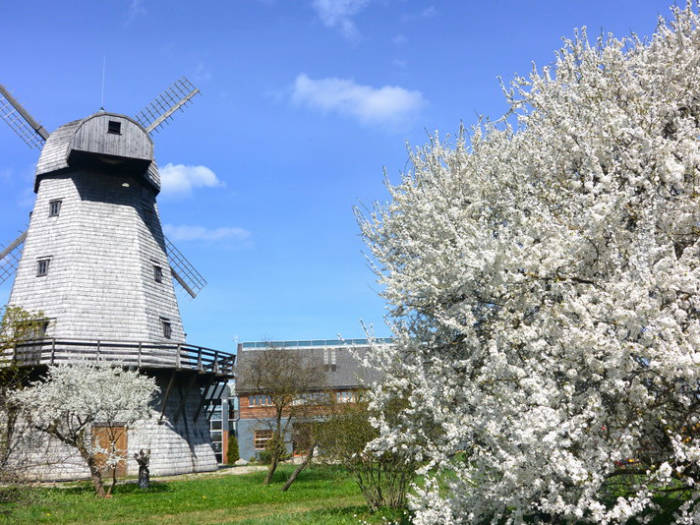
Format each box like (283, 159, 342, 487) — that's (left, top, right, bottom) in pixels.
(76, 443, 106, 498)
(281, 441, 316, 492)
(264, 413, 284, 486)
(106, 464, 117, 497)
(265, 453, 279, 485)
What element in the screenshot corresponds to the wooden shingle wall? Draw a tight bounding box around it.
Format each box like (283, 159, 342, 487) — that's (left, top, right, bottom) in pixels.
(9, 170, 185, 343)
(10, 377, 218, 480)
(71, 114, 152, 161)
(35, 114, 161, 193)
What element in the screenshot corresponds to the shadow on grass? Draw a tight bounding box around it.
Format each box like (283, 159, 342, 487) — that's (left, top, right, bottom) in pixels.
(256, 464, 349, 485)
(55, 480, 171, 496)
(236, 504, 413, 525)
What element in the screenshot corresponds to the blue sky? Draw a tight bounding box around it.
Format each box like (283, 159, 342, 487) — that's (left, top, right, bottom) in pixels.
(0, 0, 673, 353)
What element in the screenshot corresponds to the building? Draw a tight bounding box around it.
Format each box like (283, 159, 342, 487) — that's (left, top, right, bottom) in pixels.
(234, 338, 390, 461)
(203, 381, 238, 464)
(0, 81, 234, 479)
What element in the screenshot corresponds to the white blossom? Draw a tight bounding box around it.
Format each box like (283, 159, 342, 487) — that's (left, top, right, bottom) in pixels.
(14, 362, 158, 496)
(358, 4, 700, 523)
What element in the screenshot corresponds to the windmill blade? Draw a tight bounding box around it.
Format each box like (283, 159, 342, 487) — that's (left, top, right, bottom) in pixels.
(134, 78, 200, 134)
(0, 231, 27, 286)
(164, 236, 207, 298)
(0, 84, 49, 150)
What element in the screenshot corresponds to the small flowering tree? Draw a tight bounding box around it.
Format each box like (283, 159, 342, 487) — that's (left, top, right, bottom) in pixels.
(358, 4, 700, 523)
(15, 362, 158, 497)
(0, 306, 47, 483)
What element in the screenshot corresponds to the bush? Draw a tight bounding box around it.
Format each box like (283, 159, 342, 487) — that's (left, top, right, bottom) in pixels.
(226, 434, 239, 465)
(316, 398, 416, 511)
(257, 449, 272, 465)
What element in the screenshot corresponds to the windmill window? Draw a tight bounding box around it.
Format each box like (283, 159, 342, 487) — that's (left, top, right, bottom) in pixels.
(36, 258, 51, 277)
(107, 120, 121, 135)
(154, 265, 163, 283)
(161, 318, 172, 339)
(48, 199, 62, 217)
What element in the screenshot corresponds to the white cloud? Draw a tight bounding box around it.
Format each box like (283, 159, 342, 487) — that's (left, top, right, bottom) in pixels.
(400, 5, 436, 22)
(291, 73, 425, 125)
(164, 224, 251, 242)
(126, 0, 146, 23)
(160, 163, 223, 196)
(193, 62, 212, 84)
(311, 0, 370, 39)
(392, 34, 407, 46)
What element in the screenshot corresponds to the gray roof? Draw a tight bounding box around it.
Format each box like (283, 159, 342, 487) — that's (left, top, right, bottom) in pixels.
(34, 112, 160, 193)
(235, 343, 384, 394)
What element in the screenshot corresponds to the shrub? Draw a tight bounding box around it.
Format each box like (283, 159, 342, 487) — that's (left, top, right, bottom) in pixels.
(226, 434, 239, 465)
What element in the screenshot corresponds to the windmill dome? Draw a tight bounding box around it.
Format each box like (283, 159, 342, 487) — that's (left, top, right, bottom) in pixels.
(35, 112, 161, 193)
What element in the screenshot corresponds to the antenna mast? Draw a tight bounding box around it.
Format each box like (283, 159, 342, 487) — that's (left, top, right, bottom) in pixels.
(100, 57, 106, 109)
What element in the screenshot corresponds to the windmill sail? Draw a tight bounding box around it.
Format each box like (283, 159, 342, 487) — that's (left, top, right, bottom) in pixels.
(134, 78, 200, 134)
(0, 84, 48, 149)
(164, 236, 207, 298)
(0, 231, 26, 286)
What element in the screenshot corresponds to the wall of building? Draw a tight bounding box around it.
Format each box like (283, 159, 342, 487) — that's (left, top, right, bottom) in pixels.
(236, 417, 293, 462)
(9, 170, 185, 344)
(11, 371, 218, 480)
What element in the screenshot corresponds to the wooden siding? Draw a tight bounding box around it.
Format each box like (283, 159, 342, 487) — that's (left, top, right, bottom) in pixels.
(9, 171, 185, 343)
(35, 114, 161, 193)
(10, 375, 219, 480)
(71, 114, 153, 161)
(35, 119, 83, 178)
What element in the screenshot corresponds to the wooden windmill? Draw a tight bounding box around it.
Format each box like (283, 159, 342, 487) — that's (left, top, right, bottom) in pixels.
(0, 80, 234, 479)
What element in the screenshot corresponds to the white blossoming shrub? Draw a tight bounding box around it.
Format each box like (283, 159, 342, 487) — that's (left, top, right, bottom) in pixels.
(15, 362, 158, 496)
(358, 5, 700, 523)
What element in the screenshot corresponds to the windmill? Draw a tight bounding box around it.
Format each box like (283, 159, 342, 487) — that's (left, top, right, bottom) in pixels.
(0, 80, 234, 479)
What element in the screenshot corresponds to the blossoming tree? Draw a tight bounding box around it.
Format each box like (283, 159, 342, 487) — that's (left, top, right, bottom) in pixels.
(15, 363, 158, 497)
(358, 5, 700, 523)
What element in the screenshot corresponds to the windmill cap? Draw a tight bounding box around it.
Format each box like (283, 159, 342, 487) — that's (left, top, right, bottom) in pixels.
(34, 112, 161, 193)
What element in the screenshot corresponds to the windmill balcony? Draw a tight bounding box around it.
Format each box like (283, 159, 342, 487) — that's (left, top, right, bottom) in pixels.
(4, 338, 234, 377)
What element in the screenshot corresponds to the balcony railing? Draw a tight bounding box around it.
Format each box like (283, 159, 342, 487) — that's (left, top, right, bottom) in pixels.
(6, 338, 235, 377)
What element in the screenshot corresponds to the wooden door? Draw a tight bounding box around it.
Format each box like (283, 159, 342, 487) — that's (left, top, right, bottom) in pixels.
(92, 425, 128, 477)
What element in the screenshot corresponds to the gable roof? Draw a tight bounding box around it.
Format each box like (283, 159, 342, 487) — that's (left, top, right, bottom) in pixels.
(234, 340, 388, 394)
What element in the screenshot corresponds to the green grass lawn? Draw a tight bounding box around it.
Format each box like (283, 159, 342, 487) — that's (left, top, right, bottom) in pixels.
(0, 465, 409, 525)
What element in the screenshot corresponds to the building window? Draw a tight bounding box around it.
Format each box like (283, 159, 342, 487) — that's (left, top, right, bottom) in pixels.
(107, 120, 121, 135)
(248, 394, 273, 407)
(153, 265, 163, 283)
(337, 390, 355, 403)
(161, 318, 172, 339)
(49, 199, 62, 217)
(36, 258, 50, 277)
(254, 429, 273, 450)
(323, 348, 337, 371)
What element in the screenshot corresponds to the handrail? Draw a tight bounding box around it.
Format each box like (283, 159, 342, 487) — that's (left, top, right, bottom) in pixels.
(6, 338, 235, 377)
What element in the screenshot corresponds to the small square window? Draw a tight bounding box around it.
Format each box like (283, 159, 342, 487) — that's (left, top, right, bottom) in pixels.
(161, 318, 172, 339)
(37, 258, 50, 277)
(154, 265, 163, 283)
(107, 120, 121, 135)
(254, 429, 273, 450)
(49, 199, 62, 217)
